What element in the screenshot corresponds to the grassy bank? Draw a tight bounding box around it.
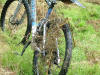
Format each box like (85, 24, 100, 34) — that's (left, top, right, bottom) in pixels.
(59, 2, 100, 75)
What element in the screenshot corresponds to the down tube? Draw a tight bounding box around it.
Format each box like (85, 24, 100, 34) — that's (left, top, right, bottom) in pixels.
(31, 0, 37, 36)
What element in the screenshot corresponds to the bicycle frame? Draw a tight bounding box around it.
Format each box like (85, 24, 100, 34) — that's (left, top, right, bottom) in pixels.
(31, 0, 54, 32)
(31, 0, 56, 74)
(31, 0, 55, 53)
(10, 0, 56, 55)
(8, 0, 84, 74)
(10, 0, 84, 55)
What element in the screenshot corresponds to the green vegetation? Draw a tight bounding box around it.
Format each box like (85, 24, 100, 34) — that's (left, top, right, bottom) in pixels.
(58, 2, 100, 75)
(0, 1, 100, 75)
(0, 0, 6, 4)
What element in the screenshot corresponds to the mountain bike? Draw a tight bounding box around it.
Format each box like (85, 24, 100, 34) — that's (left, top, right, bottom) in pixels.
(0, 0, 84, 75)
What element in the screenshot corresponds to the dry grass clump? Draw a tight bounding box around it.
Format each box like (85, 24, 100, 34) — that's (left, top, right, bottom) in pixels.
(85, 50, 100, 64)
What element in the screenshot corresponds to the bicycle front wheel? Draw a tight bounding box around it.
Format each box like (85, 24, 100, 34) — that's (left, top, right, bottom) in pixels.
(0, 0, 31, 44)
(33, 22, 72, 75)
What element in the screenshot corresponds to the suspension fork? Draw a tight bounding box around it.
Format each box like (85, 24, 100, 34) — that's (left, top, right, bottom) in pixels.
(19, 0, 31, 24)
(10, 0, 22, 22)
(18, 11, 26, 24)
(42, 21, 48, 56)
(45, 2, 60, 63)
(42, 7, 53, 56)
(9, 0, 27, 25)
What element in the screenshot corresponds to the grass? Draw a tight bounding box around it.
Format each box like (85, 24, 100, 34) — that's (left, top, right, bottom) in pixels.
(0, 0, 6, 4)
(0, 1, 100, 75)
(56, 1, 100, 75)
(58, 2, 100, 75)
(68, 64, 100, 75)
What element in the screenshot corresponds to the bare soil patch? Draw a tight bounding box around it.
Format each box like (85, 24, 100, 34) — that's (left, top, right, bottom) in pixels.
(0, 66, 16, 75)
(85, 50, 100, 65)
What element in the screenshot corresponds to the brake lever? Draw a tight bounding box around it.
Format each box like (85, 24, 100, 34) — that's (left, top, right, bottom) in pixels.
(71, 0, 85, 8)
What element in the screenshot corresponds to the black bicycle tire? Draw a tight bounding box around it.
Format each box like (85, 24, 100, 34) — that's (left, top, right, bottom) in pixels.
(59, 24, 72, 75)
(0, 0, 32, 44)
(33, 24, 72, 75)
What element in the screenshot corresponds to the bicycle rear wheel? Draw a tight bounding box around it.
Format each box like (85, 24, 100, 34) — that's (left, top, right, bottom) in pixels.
(0, 0, 31, 44)
(33, 21, 72, 75)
